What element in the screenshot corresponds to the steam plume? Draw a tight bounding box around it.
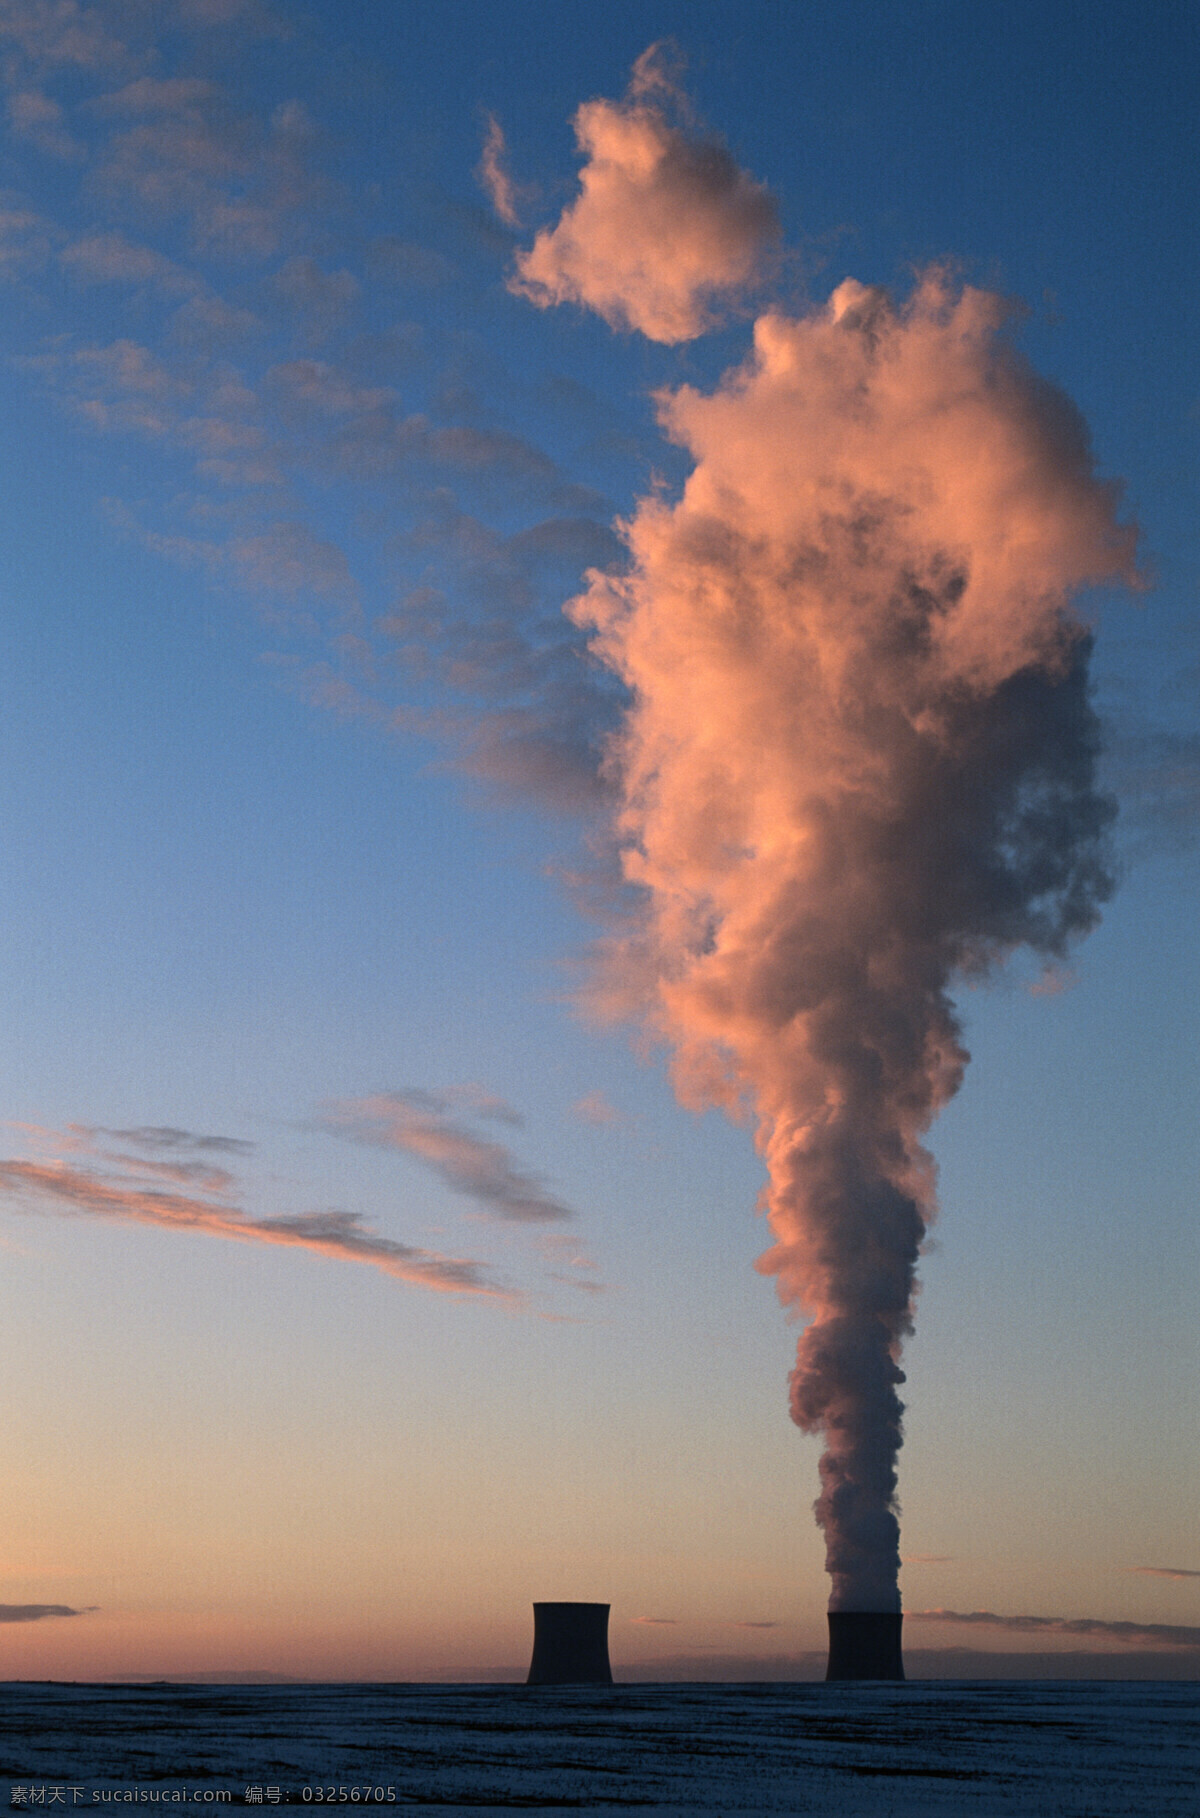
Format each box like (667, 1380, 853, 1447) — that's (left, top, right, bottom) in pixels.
(0, 1158, 507, 1299)
(511, 46, 777, 344)
(563, 267, 1135, 1607)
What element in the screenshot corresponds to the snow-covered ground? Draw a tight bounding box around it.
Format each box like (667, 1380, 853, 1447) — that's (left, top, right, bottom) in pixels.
(3, 1681, 1197, 1816)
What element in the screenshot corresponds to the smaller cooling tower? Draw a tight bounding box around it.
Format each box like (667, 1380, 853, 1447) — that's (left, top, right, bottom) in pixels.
(825, 1611, 905, 1681)
(526, 1602, 613, 1685)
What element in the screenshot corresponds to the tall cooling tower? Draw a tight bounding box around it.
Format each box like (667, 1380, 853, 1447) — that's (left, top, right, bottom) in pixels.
(825, 1611, 905, 1681)
(526, 1602, 613, 1685)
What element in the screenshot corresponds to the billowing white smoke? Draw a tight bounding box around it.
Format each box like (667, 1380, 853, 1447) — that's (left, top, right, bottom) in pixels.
(510, 45, 777, 343)
(520, 67, 1138, 1612)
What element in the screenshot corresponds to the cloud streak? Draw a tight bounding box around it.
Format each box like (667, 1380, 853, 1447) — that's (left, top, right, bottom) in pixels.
(320, 1090, 574, 1224)
(2, 24, 630, 817)
(0, 1603, 93, 1622)
(0, 1158, 510, 1299)
(479, 113, 518, 227)
(908, 1610, 1200, 1650)
(1121, 1566, 1200, 1581)
(88, 1125, 256, 1156)
(571, 1090, 624, 1126)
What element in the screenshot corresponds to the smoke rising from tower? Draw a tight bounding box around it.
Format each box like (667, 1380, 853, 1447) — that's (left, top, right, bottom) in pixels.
(518, 66, 1138, 1615)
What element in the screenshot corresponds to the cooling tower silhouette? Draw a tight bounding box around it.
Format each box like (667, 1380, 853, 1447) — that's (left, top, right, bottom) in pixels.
(526, 1602, 613, 1684)
(825, 1611, 905, 1681)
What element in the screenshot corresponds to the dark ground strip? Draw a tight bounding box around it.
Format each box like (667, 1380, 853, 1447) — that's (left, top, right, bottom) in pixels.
(2, 1682, 1196, 1817)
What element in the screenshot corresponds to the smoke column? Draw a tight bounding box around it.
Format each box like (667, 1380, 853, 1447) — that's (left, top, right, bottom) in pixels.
(568, 274, 1136, 1612)
(511, 60, 1138, 1613)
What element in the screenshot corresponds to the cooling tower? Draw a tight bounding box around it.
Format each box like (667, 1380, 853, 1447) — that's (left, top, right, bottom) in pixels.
(825, 1611, 905, 1681)
(526, 1602, 613, 1685)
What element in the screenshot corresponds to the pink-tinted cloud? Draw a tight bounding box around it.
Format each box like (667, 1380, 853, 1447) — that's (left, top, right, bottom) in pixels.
(371, 508, 623, 811)
(908, 1610, 1200, 1650)
(1121, 1566, 1200, 1581)
(0, 1, 136, 76)
(565, 270, 1138, 1611)
(72, 336, 184, 398)
(0, 1158, 509, 1299)
(1028, 964, 1078, 997)
(271, 255, 360, 348)
(59, 230, 200, 293)
(265, 359, 395, 424)
(82, 1123, 254, 1156)
(105, 1152, 237, 1194)
(87, 78, 319, 260)
(511, 46, 777, 343)
(21, 335, 198, 442)
(93, 98, 250, 216)
(228, 523, 360, 613)
(535, 1228, 605, 1295)
(571, 1089, 623, 1126)
(478, 113, 518, 227)
(168, 291, 261, 348)
(90, 75, 223, 116)
(7, 88, 81, 158)
(171, 0, 289, 34)
(0, 203, 53, 273)
(26, 332, 283, 487)
(320, 1090, 573, 1223)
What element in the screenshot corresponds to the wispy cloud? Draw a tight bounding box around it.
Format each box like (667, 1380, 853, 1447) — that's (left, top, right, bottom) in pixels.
(0, 1, 138, 78)
(732, 1620, 780, 1629)
(20, 1123, 255, 1195)
(0, 200, 54, 274)
(3, 1109, 601, 1303)
(2, 5, 627, 821)
(0, 1603, 93, 1622)
(272, 254, 360, 348)
(320, 1090, 573, 1224)
(629, 1616, 679, 1625)
(908, 1610, 1200, 1650)
(59, 230, 201, 294)
(7, 88, 82, 159)
(106, 1152, 239, 1194)
(0, 1156, 509, 1300)
(1104, 725, 1200, 855)
(89, 78, 321, 259)
(476, 115, 516, 227)
(478, 113, 518, 227)
(1121, 1566, 1200, 1581)
(571, 1090, 624, 1126)
(87, 1124, 256, 1156)
(229, 523, 360, 615)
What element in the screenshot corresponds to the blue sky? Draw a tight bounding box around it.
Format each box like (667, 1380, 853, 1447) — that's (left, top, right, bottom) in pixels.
(0, 0, 1197, 1679)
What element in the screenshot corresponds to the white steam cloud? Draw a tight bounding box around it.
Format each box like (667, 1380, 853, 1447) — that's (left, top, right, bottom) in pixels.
(511, 45, 777, 344)
(523, 58, 1138, 1615)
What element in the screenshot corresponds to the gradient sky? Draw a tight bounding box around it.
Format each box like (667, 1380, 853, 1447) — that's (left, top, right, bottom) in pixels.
(1, 0, 1197, 1681)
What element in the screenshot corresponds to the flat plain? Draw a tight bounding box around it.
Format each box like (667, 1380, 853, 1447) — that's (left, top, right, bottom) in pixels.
(3, 1681, 1197, 1816)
